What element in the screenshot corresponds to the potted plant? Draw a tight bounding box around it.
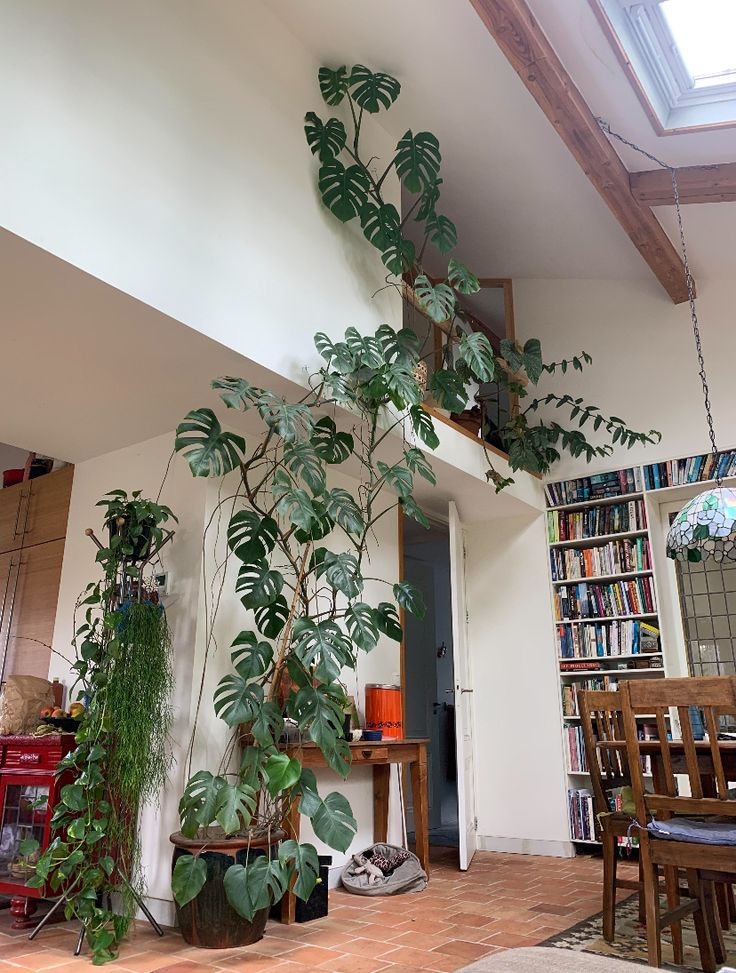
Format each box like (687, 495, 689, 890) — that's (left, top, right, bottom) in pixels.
(99, 489, 173, 561)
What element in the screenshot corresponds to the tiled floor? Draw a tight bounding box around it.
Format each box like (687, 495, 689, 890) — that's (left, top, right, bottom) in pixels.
(0, 849, 637, 973)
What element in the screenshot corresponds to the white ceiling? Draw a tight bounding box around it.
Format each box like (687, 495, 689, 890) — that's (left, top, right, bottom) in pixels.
(270, 0, 736, 283)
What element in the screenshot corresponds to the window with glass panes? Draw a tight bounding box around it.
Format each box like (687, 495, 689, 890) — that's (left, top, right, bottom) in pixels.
(675, 555, 736, 677)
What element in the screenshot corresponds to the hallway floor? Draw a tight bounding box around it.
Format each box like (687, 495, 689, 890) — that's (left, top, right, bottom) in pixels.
(0, 849, 637, 973)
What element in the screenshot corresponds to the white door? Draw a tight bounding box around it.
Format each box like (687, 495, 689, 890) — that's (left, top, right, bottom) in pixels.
(449, 501, 478, 869)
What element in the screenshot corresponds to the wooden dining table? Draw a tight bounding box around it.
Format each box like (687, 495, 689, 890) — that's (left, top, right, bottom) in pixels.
(599, 738, 736, 795)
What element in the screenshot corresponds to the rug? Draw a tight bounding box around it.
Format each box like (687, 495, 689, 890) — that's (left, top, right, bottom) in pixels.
(541, 895, 736, 971)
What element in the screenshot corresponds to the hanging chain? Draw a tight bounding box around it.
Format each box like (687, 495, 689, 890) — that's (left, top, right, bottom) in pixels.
(597, 118, 721, 484)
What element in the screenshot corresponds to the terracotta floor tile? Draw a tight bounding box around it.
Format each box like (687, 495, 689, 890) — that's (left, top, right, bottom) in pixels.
(380, 945, 445, 968)
(337, 939, 393, 958)
(208, 953, 282, 973)
(316, 956, 390, 973)
(279, 946, 342, 966)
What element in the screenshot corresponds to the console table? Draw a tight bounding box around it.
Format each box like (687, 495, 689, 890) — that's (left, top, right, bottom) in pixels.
(279, 738, 429, 923)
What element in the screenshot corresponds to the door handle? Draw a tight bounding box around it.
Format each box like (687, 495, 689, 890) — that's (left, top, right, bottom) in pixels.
(460, 689, 474, 694)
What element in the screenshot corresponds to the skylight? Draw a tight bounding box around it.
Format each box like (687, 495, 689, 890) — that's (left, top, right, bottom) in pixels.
(661, 0, 736, 88)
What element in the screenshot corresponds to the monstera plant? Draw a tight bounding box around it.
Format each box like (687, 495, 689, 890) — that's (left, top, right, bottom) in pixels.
(305, 64, 661, 485)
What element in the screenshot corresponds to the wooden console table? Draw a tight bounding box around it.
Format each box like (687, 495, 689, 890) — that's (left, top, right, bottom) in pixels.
(280, 738, 429, 923)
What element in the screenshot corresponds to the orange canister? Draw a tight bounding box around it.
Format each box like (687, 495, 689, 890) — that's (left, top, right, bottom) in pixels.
(365, 684, 403, 739)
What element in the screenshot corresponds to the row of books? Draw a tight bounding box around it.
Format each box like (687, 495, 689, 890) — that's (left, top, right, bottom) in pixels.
(568, 788, 595, 841)
(565, 724, 588, 773)
(547, 499, 646, 543)
(644, 450, 736, 490)
(557, 620, 660, 659)
(550, 536, 651, 581)
(554, 577, 657, 621)
(561, 678, 620, 717)
(546, 468, 641, 506)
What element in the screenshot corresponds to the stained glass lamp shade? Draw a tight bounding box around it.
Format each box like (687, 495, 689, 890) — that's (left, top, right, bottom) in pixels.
(666, 487, 736, 562)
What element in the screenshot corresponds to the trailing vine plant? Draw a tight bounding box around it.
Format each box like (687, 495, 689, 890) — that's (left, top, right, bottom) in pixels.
(305, 64, 661, 487)
(24, 492, 176, 964)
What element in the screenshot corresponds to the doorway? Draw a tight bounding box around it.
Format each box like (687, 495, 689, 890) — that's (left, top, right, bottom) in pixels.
(402, 513, 459, 848)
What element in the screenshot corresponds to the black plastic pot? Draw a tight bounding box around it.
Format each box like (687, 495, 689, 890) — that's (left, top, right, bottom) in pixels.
(270, 854, 332, 923)
(170, 830, 284, 948)
(107, 516, 154, 561)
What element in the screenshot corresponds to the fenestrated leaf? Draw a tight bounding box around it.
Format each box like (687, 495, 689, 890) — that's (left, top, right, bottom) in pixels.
(279, 840, 320, 902)
(409, 405, 440, 450)
(311, 792, 357, 853)
(172, 854, 207, 907)
(394, 130, 441, 193)
(318, 160, 370, 222)
(381, 236, 416, 276)
(283, 443, 326, 495)
(377, 461, 413, 499)
(254, 597, 290, 640)
(413, 275, 455, 324)
(231, 631, 273, 680)
(344, 327, 385, 369)
(227, 511, 278, 562)
(385, 364, 422, 409)
(311, 416, 354, 465)
(426, 213, 457, 254)
(213, 675, 264, 727)
(447, 258, 480, 295)
(211, 376, 262, 411)
(304, 111, 347, 163)
(250, 701, 284, 748)
(393, 580, 426, 619)
(458, 331, 496, 383)
(375, 602, 402, 642)
(175, 409, 245, 478)
(376, 325, 421, 366)
(294, 500, 334, 543)
(500, 338, 525, 375)
(264, 754, 302, 798)
(404, 447, 436, 485)
(325, 487, 365, 535)
(360, 201, 400, 252)
(291, 617, 355, 681)
(289, 682, 346, 755)
(344, 602, 379, 652)
(236, 559, 284, 609)
(429, 369, 467, 412)
(179, 771, 227, 836)
(294, 768, 322, 817)
(239, 746, 268, 790)
(400, 494, 431, 529)
(214, 782, 257, 834)
(319, 65, 350, 106)
(272, 470, 318, 532)
(349, 64, 400, 113)
(224, 858, 289, 921)
(315, 550, 363, 599)
(257, 395, 314, 443)
(314, 333, 355, 373)
(416, 176, 442, 222)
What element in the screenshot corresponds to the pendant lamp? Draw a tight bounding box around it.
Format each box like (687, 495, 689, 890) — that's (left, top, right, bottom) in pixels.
(599, 121, 732, 563)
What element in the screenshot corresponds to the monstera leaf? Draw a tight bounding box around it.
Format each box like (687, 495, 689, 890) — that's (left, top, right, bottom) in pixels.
(416, 177, 442, 222)
(214, 675, 264, 727)
(318, 160, 370, 222)
(227, 510, 278, 562)
(344, 602, 379, 652)
(175, 409, 245, 477)
(311, 416, 354, 465)
(360, 201, 400, 251)
(325, 487, 365, 535)
(224, 858, 289, 921)
(179, 771, 227, 835)
(394, 130, 441, 193)
(376, 325, 421, 366)
(429, 369, 466, 412)
(283, 443, 326, 495)
(172, 854, 207, 907)
(377, 461, 413, 499)
(264, 754, 301, 797)
(400, 494, 431, 529)
(385, 364, 422, 410)
(312, 792, 358, 852)
(413, 275, 456, 324)
(235, 559, 284, 609)
(211, 376, 261, 411)
(254, 597, 290, 639)
(375, 602, 402, 642)
(348, 65, 400, 113)
(279, 840, 321, 902)
(409, 404, 440, 450)
(447, 258, 480, 295)
(381, 237, 416, 276)
(272, 471, 318, 532)
(458, 331, 496, 383)
(214, 782, 257, 834)
(404, 447, 436, 485)
(250, 701, 284, 748)
(343, 328, 385, 369)
(315, 550, 363, 598)
(230, 631, 273, 680)
(257, 395, 314, 443)
(291, 618, 354, 681)
(319, 65, 350, 105)
(427, 213, 457, 254)
(289, 683, 346, 750)
(393, 580, 426, 619)
(304, 112, 347, 163)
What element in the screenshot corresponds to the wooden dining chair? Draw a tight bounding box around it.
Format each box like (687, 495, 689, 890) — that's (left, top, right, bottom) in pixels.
(621, 675, 736, 972)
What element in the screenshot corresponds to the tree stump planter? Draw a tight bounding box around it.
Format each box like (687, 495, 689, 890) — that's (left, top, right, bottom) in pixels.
(170, 830, 284, 948)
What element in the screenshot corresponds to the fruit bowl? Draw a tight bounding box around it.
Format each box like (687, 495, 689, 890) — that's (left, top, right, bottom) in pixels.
(40, 716, 80, 733)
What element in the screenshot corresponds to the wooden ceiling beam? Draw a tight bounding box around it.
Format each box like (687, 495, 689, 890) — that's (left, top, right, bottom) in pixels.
(630, 163, 736, 205)
(467, 0, 691, 304)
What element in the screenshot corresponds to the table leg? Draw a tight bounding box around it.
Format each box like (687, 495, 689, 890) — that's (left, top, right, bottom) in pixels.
(373, 764, 390, 844)
(280, 796, 301, 924)
(409, 745, 430, 877)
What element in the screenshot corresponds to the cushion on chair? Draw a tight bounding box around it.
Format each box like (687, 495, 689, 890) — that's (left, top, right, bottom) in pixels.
(648, 817, 736, 845)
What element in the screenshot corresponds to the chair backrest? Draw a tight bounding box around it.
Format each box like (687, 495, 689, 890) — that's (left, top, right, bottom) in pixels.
(578, 690, 632, 819)
(621, 675, 736, 825)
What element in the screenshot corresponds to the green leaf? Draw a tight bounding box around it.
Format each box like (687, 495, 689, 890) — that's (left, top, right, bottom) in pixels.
(311, 416, 354, 465)
(236, 559, 284, 609)
(401, 494, 431, 529)
(325, 488, 365, 535)
(171, 854, 208, 907)
(314, 550, 363, 599)
(458, 332, 496, 383)
(294, 768, 322, 817)
(314, 333, 355, 373)
(381, 236, 416, 276)
(214, 782, 256, 834)
(257, 395, 314, 443)
(279, 840, 321, 902)
(224, 858, 288, 920)
(447, 258, 480, 295)
(264, 754, 302, 797)
(254, 597, 290, 639)
(60, 783, 86, 812)
(227, 511, 278, 562)
(344, 602, 379, 652)
(239, 746, 268, 790)
(319, 65, 350, 106)
(231, 631, 273, 680)
(426, 213, 457, 254)
(318, 160, 370, 222)
(289, 682, 346, 751)
(312, 792, 357, 852)
(272, 471, 318, 532)
(179, 771, 227, 835)
(500, 338, 525, 375)
(376, 325, 421, 366)
(394, 130, 441, 193)
(175, 408, 245, 478)
(292, 617, 355, 682)
(393, 580, 426, 618)
(294, 500, 334, 543)
(404, 447, 436, 485)
(211, 376, 261, 411)
(416, 176, 442, 222)
(348, 65, 400, 113)
(18, 837, 40, 857)
(409, 405, 440, 450)
(377, 461, 413, 499)
(283, 443, 326, 495)
(385, 364, 422, 410)
(250, 701, 284, 748)
(344, 327, 385, 369)
(360, 201, 401, 252)
(304, 112, 347, 163)
(429, 369, 467, 412)
(522, 338, 544, 384)
(213, 676, 264, 727)
(375, 602, 402, 642)
(413, 275, 455, 323)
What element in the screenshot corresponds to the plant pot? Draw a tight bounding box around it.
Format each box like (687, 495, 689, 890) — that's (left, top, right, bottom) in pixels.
(107, 516, 154, 561)
(170, 829, 284, 949)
